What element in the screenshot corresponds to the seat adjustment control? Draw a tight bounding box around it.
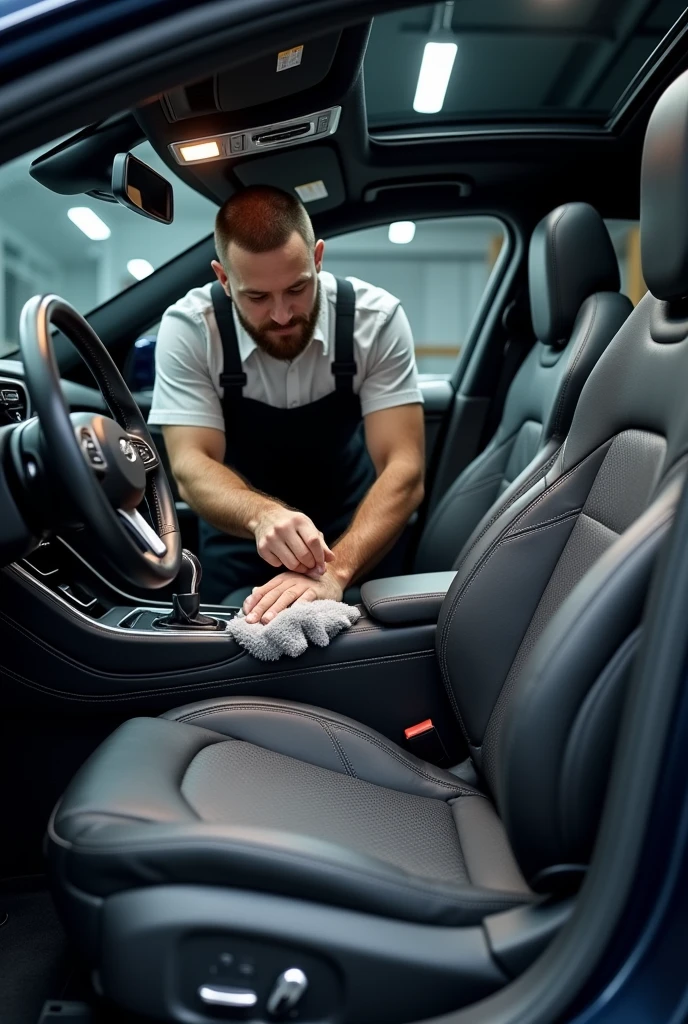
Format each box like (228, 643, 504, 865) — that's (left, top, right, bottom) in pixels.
(266, 968, 308, 1017)
(198, 984, 258, 1009)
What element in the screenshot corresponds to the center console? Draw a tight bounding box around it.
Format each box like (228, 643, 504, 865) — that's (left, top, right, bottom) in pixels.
(1, 536, 464, 764)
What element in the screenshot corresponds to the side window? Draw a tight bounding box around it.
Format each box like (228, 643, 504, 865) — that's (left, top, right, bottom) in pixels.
(606, 220, 647, 306)
(323, 216, 506, 376)
(0, 135, 215, 360)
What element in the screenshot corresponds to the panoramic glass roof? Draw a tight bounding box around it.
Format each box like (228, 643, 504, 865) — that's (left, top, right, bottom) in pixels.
(364, 0, 688, 129)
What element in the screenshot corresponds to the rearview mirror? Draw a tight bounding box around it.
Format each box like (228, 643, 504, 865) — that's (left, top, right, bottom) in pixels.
(111, 152, 174, 224)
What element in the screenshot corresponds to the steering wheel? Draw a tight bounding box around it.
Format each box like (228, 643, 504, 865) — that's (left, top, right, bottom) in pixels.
(18, 294, 182, 589)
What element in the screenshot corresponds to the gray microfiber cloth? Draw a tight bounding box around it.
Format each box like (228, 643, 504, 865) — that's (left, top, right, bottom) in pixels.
(226, 599, 361, 661)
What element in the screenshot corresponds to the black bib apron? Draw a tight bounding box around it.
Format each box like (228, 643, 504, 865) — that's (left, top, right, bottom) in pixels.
(198, 279, 375, 603)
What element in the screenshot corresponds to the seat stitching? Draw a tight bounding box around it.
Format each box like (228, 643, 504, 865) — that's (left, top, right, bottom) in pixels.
(552, 293, 598, 435)
(368, 592, 446, 609)
(328, 727, 358, 778)
(58, 835, 529, 911)
(170, 703, 475, 794)
(438, 505, 584, 727)
(440, 505, 582, 670)
(452, 445, 562, 573)
(505, 506, 582, 540)
(440, 440, 610, 686)
(318, 720, 353, 776)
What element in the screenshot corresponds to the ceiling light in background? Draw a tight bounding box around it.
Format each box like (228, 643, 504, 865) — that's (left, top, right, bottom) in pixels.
(388, 221, 416, 244)
(67, 207, 110, 240)
(127, 259, 154, 281)
(413, 41, 458, 114)
(179, 141, 220, 162)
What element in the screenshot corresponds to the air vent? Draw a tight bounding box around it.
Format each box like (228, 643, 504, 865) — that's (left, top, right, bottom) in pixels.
(169, 107, 340, 164)
(0, 377, 28, 425)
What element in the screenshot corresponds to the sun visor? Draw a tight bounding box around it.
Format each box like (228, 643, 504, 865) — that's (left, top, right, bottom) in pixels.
(163, 32, 342, 121)
(233, 146, 345, 215)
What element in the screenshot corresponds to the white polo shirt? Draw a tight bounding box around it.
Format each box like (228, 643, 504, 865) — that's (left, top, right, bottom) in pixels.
(148, 270, 422, 433)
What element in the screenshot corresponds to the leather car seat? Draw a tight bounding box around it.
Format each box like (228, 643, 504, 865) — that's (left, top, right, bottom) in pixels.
(413, 201, 632, 572)
(47, 71, 688, 1024)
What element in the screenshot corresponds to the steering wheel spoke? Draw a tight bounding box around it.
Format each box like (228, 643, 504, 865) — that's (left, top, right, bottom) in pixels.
(117, 507, 167, 556)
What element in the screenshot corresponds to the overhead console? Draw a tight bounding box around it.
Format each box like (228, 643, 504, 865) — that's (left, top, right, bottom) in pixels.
(133, 22, 371, 209)
(162, 32, 344, 120)
(169, 106, 341, 164)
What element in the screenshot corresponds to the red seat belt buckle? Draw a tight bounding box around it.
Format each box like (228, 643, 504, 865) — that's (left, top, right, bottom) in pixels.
(404, 719, 434, 740)
(403, 718, 448, 766)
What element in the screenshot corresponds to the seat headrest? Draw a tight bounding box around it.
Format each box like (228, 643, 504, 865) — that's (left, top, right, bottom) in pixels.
(528, 202, 620, 347)
(641, 69, 688, 302)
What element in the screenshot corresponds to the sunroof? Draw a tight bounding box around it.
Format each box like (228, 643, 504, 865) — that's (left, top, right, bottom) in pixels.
(364, 0, 688, 130)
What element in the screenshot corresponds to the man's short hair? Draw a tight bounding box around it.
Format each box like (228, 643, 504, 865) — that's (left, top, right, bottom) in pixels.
(215, 185, 315, 266)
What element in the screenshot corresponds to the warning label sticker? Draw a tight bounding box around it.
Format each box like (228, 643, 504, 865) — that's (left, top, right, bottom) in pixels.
(276, 45, 304, 72)
(295, 180, 329, 203)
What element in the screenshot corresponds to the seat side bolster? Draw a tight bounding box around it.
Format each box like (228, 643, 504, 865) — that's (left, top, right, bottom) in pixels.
(53, 717, 223, 842)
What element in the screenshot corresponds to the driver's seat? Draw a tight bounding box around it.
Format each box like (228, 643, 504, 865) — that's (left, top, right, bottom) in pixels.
(47, 73, 688, 1023)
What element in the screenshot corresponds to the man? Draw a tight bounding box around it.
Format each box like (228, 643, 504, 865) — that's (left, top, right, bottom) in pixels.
(149, 185, 424, 623)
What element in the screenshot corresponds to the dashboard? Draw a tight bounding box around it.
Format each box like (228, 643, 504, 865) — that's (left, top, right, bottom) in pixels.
(0, 358, 109, 417)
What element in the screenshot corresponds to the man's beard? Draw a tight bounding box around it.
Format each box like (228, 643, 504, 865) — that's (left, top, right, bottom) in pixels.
(234, 284, 321, 361)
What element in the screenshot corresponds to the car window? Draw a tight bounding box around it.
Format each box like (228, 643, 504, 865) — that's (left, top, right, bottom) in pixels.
(606, 219, 647, 306)
(127, 215, 507, 391)
(325, 216, 506, 376)
(0, 136, 216, 358)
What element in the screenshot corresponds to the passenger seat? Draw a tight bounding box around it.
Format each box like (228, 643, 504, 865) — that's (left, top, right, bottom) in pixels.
(413, 202, 632, 572)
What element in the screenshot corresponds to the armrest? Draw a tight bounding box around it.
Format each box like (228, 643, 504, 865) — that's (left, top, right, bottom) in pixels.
(361, 571, 457, 625)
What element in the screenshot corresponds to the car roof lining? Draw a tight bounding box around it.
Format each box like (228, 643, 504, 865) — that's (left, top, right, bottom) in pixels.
(23, 3, 688, 233)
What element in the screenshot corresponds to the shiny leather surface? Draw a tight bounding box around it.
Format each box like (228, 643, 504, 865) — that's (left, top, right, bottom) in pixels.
(361, 572, 457, 624)
(50, 700, 532, 929)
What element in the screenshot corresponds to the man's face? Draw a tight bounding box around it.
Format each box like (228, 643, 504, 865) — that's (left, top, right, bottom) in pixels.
(212, 231, 324, 361)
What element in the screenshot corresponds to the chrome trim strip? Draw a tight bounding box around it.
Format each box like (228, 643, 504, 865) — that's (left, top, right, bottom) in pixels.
(7, 564, 235, 639)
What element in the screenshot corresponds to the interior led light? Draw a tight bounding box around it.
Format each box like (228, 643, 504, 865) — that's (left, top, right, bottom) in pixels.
(413, 42, 458, 114)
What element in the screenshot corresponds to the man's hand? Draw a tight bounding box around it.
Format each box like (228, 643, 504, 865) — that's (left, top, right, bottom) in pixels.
(243, 568, 344, 624)
(249, 506, 335, 575)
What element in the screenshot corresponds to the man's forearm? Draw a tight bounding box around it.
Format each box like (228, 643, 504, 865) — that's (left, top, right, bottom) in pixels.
(329, 460, 424, 588)
(175, 452, 282, 539)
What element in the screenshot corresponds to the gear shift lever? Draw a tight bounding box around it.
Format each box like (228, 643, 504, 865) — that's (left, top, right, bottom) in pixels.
(154, 550, 226, 631)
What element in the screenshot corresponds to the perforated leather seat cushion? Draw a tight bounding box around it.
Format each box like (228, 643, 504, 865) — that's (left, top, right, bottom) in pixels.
(50, 702, 533, 927)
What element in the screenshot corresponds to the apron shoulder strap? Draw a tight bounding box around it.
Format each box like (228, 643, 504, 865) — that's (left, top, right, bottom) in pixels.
(332, 277, 357, 393)
(211, 281, 247, 412)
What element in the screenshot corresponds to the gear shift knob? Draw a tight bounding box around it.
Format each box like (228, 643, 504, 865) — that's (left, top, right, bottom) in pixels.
(155, 549, 226, 631)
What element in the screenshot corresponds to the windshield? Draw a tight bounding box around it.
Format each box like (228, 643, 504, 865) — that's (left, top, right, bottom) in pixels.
(0, 137, 216, 358)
